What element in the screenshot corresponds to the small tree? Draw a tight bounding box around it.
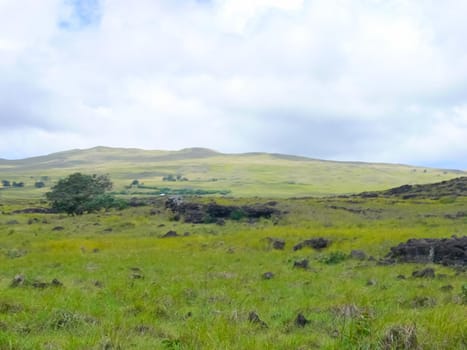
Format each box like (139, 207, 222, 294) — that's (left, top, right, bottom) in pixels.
(35, 181, 45, 188)
(46, 173, 115, 215)
(2, 180, 10, 187)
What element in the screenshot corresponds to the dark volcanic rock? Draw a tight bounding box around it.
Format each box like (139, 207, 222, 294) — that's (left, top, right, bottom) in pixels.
(412, 268, 435, 278)
(294, 313, 310, 327)
(161, 230, 179, 238)
(12, 207, 54, 214)
(165, 198, 279, 224)
(10, 274, 25, 287)
(248, 311, 268, 328)
(293, 238, 331, 251)
(358, 176, 467, 200)
(262, 272, 275, 280)
(267, 237, 285, 250)
(350, 250, 367, 260)
(51, 278, 63, 287)
(293, 259, 309, 269)
(387, 236, 467, 266)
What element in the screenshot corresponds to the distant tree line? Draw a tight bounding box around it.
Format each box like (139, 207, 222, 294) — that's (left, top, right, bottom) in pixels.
(1, 179, 47, 188)
(162, 174, 188, 182)
(2, 180, 24, 188)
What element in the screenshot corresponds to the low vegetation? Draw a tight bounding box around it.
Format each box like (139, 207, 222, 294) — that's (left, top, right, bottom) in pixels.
(0, 149, 466, 349)
(0, 173, 466, 349)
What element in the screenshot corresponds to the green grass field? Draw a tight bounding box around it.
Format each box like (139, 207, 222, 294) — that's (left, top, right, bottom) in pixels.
(0, 148, 466, 349)
(1, 147, 465, 200)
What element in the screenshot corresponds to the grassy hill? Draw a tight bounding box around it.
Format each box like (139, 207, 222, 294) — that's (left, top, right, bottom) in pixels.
(0, 146, 465, 199)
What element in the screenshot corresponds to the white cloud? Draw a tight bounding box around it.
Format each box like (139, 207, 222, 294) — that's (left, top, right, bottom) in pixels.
(0, 0, 466, 169)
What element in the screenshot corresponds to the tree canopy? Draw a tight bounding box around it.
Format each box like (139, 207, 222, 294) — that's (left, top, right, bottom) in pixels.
(46, 173, 125, 215)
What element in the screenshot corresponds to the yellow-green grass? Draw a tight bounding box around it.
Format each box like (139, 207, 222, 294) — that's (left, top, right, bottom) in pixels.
(0, 195, 466, 349)
(1, 147, 465, 199)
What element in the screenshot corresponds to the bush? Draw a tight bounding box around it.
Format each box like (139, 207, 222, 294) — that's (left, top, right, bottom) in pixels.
(319, 251, 348, 265)
(46, 173, 125, 215)
(34, 181, 45, 188)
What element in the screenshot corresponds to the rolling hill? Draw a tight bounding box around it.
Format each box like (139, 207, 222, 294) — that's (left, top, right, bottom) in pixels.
(0, 146, 465, 198)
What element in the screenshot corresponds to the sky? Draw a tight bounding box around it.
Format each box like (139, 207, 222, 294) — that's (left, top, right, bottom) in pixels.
(0, 0, 466, 169)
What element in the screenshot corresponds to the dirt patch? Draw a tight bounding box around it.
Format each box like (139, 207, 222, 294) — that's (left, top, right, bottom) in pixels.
(386, 236, 467, 266)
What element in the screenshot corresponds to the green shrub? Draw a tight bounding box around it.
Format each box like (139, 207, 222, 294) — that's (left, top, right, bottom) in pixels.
(319, 251, 348, 264)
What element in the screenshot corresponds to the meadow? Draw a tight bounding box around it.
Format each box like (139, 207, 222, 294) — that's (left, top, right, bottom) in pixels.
(0, 148, 466, 349)
(0, 193, 466, 349)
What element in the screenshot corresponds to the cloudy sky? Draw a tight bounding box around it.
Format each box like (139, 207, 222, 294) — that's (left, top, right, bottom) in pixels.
(0, 0, 466, 168)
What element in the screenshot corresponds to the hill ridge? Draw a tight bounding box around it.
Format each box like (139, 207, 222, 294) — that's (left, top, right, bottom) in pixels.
(1, 146, 465, 172)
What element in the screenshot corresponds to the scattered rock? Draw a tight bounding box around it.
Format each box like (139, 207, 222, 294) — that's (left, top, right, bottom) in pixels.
(350, 250, 367, 260)
(380, 325, 418, 350)
(0, 302, 22, 314)
(10, 274, 25, 287)
(262, 272, 274, 280)
(293, 238, 330, 251)
(412, 268, 435, 278)
(94, 280, 104, 288)
(165, 198, 280, 224)
(377, 258, 396, 266)
(131, 273, 144, 280)
(410, 296, 436, 308)
(32, 281, 48, 289)
(6, 220, 19, 225)
(397, 274, 406, 280)
(440, 285, 453, 292)
(11, 207, 53, 214)
(366, 279, 377, 286)
(129, 267, 144, 279)
(248, 311, 268, 328)
(52, 226, 64, 231)
(294, 313, 310, 327)
(161, 230, 179, 238)
(51, 279, 63, 287)
(27, 218, 40, 225)
(267, 237, 285, 250)
(387, 236, 467, 266)
(293, 259, 309, 269)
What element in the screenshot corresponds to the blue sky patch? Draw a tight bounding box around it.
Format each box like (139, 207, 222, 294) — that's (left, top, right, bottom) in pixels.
(59, 0, 101, 30)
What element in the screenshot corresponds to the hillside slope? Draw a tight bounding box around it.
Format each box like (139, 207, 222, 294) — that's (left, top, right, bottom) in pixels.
(0, 147, 465, 197)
